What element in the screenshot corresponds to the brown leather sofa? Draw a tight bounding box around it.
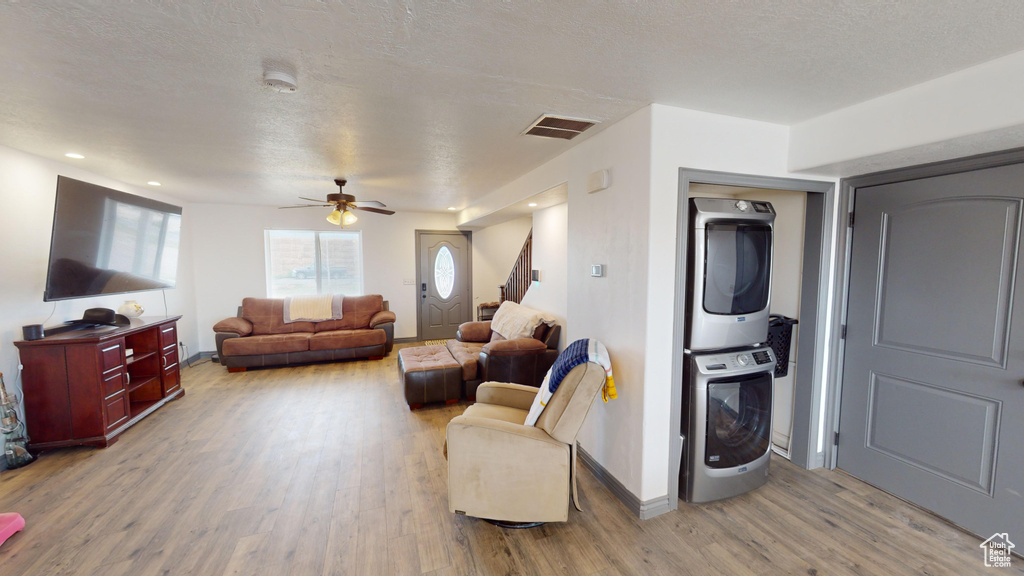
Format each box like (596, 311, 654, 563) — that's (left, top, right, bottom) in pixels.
(445, 318, 560, 399)
(213, 294, 395, 371)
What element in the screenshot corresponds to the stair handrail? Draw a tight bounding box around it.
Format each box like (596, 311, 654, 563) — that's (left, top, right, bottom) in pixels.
(499, 229, 532, 304)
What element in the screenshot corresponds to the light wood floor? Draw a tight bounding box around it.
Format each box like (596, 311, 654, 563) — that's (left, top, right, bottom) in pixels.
(0, 345, 1004, 575)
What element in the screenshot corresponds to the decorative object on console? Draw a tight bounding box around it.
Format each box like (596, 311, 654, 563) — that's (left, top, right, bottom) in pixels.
(81, 308, 130, 326)
(118, 300, 145, 318)
(21, 324, 44, 341)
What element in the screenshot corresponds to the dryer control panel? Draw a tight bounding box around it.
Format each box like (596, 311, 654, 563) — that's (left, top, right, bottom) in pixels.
(691, 346, 776, 376)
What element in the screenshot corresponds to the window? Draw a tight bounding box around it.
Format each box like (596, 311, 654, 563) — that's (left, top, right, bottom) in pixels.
(434, 245, 455, 299)
(265, 230, 363, 298)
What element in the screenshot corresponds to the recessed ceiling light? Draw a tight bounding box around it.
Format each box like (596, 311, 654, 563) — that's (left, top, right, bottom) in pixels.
(65, 153, 84, 159)
(147, 181, 161, 186)
(528, 203, 538, 207)
(447, 207, 457, 211)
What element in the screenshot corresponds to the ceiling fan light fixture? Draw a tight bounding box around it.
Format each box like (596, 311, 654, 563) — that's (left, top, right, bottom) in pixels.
(326, 208, 342, 225)
(341, 209, 358, 226)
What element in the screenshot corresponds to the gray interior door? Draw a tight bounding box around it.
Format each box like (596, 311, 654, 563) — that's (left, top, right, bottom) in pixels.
(417, 231, 471, 341)
(838, 163, 1024, 539)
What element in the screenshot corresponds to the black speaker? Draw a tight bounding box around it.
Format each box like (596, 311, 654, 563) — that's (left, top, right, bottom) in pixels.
(22, 324, 44, 341)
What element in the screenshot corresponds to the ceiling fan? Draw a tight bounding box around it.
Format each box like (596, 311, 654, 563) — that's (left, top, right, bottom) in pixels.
(279, 179, 395, 226)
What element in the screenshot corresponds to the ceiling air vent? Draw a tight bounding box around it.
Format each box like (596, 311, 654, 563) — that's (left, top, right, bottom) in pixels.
(522, 115, 598, 140)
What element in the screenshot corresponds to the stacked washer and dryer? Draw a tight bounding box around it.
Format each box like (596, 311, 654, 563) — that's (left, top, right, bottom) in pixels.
(680, 197, 777, 503)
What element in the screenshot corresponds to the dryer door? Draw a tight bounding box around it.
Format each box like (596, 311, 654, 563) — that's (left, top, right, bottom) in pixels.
(703, 223, 772, 315)
(705, 371, 772, 469)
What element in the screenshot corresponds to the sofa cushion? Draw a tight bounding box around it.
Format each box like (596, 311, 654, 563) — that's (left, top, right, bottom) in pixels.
(308, 329, 386, 351)
(490, 301, 557, 340)
(446, 340, 484, 380)
(222, 333, 311, 356)
(481, 338, 547, 356)
(314, 294, 385, 332)
(243, 298, 316, 335)
(461, 402, 528, 425)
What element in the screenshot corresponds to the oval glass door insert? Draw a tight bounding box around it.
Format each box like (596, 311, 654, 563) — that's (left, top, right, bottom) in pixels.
(434, 245, 455, 299)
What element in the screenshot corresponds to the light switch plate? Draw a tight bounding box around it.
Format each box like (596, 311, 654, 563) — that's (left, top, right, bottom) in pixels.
(591, 264, 604, 277)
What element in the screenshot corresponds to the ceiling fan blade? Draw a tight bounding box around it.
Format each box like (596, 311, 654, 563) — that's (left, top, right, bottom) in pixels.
(351, 206, 396, 215)
(278, 204, 330, 209)
(355, 200, 387, 208)
(298, 196, 328, 203)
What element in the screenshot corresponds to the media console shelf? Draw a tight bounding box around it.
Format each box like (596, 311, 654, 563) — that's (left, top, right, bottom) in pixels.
(15, 316, 183, 451)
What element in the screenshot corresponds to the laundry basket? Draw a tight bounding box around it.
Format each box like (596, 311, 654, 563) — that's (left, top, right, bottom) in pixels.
(766, 315, 798, 377)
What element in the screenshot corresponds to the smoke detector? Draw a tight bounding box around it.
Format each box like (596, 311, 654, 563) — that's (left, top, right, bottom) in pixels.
(263, 70, 298, 93)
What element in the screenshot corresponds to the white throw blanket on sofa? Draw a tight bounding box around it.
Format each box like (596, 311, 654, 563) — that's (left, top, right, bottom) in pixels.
(284, 294, 342, 323)
(490, 301, 556, 340)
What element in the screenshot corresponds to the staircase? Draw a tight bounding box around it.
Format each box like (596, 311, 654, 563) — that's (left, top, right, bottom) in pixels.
(499, 229, 532, 304)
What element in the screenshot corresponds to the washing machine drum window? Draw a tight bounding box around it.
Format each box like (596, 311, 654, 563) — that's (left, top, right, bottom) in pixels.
(703, 223, 771, 315)
(705, 373, 772, 469)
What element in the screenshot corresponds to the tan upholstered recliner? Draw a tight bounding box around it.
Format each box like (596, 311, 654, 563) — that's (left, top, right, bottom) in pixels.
(446, 361, 607, 523)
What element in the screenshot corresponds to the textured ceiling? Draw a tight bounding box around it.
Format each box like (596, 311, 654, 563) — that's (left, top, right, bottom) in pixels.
(3, 1, 1024, 211)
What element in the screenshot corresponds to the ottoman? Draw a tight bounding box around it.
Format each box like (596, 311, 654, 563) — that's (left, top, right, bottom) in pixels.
(398, 345, 463, 410)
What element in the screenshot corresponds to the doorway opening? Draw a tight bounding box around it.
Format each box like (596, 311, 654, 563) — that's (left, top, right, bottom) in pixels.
(669, 169, 836, 510)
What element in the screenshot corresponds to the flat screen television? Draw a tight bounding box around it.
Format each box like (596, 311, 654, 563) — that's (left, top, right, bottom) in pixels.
(44, 176, 183, 301)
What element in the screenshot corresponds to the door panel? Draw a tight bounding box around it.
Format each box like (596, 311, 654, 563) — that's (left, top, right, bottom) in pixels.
(418, 231, 471, 340)
(874, 198, 1018, 366)
(839, 162, 1024, 539)
(866, 373, 999, 494)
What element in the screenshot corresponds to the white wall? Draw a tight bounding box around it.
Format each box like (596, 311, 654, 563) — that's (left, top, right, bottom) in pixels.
(470, 216, 533, 310)
(189, 204, 457, 351)
(520, 202, 567, 349)
(0, 144, 198, 421)
(789, 49, 1024, 176)
(566, 110, 654, 497)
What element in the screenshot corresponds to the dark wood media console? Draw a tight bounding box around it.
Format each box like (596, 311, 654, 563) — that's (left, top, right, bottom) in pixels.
(15, 316, 183, 451)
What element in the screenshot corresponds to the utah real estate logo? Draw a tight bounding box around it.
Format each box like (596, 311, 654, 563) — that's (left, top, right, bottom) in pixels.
(980, 533, 1014, 568)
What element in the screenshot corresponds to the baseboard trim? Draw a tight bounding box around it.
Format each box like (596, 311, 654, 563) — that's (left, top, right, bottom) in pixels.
(577, 445, 675, 520)
(187, 351, 218, 367)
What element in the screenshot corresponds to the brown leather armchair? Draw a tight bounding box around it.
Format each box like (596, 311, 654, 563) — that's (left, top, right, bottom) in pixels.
(445, 320, 560, 399)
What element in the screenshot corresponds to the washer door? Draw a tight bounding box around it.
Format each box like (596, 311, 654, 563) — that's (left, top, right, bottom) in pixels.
(702, 223, 772, 315)
(705, 371, 772, 469)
